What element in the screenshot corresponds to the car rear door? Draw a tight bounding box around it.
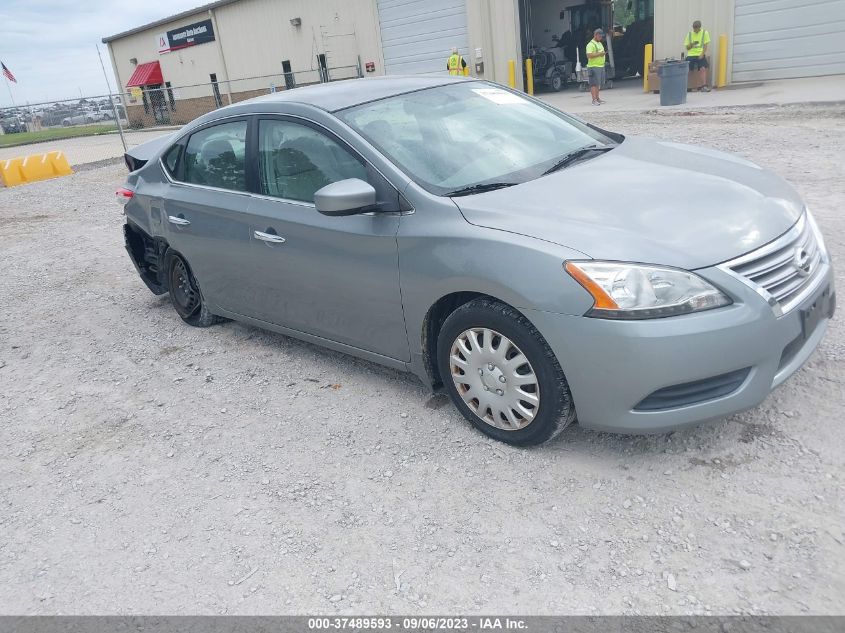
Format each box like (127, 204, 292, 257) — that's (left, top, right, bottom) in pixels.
(228, 115, 409, 362)
(161, 117, 254, 310)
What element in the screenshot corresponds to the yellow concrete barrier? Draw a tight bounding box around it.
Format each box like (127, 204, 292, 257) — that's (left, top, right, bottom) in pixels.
(0, 157, 25, 187)
(48, 151, 73, 176)
(0, 151, 73, 187)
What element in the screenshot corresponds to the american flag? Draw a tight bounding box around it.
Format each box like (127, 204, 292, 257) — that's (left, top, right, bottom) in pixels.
(2, 62, 17, 83)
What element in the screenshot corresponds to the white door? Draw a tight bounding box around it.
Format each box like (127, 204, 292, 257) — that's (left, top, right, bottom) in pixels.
(733, 0, 845, 81)
(376, 0, 469, 75)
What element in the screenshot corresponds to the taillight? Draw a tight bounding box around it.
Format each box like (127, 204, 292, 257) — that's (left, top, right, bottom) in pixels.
(116, 187, 134, 206)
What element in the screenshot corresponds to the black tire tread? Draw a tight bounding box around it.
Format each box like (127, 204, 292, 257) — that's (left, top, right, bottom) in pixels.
(164, 249, 227, 328)
(438, 298, 576, 446)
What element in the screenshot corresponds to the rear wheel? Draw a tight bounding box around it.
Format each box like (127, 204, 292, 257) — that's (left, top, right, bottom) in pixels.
(550, 70, 565, 92)
(165, 250, 225, 327)
(437, 298, 576, 446)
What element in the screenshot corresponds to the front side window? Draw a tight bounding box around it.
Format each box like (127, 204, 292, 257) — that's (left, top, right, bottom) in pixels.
(258, 119, 366, 203)
(183, 120, 247, 191)
(337, 82, 614, 195)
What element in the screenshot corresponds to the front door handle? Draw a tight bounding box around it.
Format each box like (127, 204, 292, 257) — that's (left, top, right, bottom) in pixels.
(254, 230, 286, 244)
(168, 215, 190, 226)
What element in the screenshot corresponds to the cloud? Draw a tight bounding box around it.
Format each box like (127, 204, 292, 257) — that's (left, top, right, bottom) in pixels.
(1, 0, 203, 105)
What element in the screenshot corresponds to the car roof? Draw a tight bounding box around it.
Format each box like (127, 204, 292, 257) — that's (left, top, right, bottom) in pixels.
(244, 75, 474, 112)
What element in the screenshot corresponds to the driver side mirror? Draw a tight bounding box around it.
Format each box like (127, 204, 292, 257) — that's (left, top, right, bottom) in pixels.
(314, 178, 377, 216)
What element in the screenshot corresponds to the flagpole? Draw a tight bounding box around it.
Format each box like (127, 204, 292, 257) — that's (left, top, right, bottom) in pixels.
(96, 44, 126, 152)
(2, 72, 15, 108)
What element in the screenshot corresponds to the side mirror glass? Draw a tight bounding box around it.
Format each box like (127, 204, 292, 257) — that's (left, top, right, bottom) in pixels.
(314, 178, 377, 216)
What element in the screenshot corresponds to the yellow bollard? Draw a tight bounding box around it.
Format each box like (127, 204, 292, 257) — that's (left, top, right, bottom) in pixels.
(717, 34, 728, 88)
(525, 58, 534, 95)
(463, 66, 470, 77)
(508, 59, 516, 89)
(643, 43, 653, 93)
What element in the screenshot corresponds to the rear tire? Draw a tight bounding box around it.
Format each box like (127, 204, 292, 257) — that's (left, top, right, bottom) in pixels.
(550, 70, 565, 92)
(164, 249, 225, 328)
(437, 298, 576, 446)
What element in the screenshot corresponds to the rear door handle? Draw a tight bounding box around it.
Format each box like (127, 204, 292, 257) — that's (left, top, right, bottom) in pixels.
(254, 230, 286, 244)
(168, 215, 190, 226)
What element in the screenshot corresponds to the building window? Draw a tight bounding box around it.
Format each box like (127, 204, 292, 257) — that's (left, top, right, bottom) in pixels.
(282, 60, 295, 90)
(141, 88, 150, 115)
(210, 73, 223, 108)
(317, 54, 328, 83)
(165, 81, 176, 110)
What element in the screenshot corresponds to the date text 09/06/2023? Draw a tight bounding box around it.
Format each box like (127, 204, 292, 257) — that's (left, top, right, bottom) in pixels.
(307, 617, 528, 630)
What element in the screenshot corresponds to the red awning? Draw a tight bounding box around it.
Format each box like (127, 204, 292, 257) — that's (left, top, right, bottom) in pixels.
(126, 61, 163, 87)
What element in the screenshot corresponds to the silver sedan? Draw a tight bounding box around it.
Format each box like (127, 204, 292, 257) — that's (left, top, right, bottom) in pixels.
(118, 76, 835, 445)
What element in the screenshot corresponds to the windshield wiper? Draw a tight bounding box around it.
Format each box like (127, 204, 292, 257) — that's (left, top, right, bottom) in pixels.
(543, 145, 614, 175)
(444, 182, 518, 197)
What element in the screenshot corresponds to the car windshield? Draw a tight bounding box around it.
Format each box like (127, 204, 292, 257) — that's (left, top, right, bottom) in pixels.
(337, 81, 616, 196)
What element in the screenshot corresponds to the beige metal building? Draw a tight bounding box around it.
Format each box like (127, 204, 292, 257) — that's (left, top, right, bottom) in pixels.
(104, 0, 845, 125)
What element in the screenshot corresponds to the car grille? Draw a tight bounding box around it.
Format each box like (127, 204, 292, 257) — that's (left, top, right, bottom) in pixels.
(725, 214, 822, 314)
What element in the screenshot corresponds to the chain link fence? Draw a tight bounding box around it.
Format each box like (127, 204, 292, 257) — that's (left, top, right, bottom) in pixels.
(0, 63, 363, 172)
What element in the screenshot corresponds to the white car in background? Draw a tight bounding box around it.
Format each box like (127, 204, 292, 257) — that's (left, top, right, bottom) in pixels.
(61, 107, 112, 126)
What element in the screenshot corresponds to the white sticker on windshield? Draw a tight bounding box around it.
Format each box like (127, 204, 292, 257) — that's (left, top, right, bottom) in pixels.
(472, 88, 525, 105)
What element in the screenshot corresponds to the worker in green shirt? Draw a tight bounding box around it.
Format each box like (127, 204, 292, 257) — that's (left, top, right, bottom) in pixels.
(685, 20, 711, 92)
(586, 28, 606, 106)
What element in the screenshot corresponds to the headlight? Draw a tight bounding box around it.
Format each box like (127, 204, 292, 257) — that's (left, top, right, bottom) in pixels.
(565, 261, 732, 319)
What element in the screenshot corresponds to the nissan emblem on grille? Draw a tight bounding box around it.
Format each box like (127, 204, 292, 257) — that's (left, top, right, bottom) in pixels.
(793, 246, 812, 277)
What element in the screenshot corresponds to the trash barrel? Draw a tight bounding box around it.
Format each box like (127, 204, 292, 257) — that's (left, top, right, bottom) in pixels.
(658, 60, 689, 106)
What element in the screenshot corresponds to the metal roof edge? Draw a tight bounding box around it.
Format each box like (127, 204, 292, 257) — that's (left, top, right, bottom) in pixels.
(102, 0, 241, 43)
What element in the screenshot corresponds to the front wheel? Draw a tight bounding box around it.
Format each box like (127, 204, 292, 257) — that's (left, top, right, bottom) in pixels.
(437, 298, 576, 446)
(550, 70, 565, 92)
(165, 250, 225, 327)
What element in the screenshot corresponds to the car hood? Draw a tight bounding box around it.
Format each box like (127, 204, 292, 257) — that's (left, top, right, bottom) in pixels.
(453, 137, 804, 269)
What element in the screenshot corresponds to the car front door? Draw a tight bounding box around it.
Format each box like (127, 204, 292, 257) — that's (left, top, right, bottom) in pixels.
(228, 115, 409, 362)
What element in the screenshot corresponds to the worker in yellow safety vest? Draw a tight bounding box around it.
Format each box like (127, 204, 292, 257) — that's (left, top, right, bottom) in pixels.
(684, 20, 712, 92)
(446, 47, 467, 76)
(586, 29, 606, 106)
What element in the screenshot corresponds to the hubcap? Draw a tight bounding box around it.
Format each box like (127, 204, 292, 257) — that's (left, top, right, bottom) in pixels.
(170, 258, 200, 317)
(449, 328, 540, 431)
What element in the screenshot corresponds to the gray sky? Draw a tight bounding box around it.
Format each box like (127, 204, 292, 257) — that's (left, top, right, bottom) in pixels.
(1, 0, 206, 107)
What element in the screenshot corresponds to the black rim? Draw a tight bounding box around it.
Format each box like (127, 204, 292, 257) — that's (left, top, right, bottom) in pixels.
(170, 257, 200, 318)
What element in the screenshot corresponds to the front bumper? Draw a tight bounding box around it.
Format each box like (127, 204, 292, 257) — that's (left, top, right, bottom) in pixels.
(522, 263, 835, 433)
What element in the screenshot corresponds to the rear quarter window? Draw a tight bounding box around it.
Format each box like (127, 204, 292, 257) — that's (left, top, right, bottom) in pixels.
(163, 144, 181, 177)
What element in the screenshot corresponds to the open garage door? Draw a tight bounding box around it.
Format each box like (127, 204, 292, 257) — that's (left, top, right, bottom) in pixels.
(733, 0, 845, 82)
(376, 0, 469, 75)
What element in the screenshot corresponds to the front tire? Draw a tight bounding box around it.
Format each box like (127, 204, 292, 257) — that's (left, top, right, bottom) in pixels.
(165, 250, 225, 327)
(437, 298, 576, 446)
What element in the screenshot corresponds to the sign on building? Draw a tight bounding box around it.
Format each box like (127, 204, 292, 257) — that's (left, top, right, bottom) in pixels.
(157, 18, 215, 54)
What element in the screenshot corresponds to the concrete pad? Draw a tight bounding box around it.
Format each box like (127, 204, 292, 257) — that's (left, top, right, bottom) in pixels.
(538, 75, 845, 115)
(0, 129, 174, 168)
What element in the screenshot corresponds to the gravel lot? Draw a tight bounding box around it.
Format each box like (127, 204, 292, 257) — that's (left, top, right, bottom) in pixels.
(1, 104, 843, 615)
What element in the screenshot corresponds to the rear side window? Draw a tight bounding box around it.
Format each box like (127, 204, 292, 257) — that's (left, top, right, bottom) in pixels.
(258, 119, 366, 203)
(183, 121, 248, 191)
